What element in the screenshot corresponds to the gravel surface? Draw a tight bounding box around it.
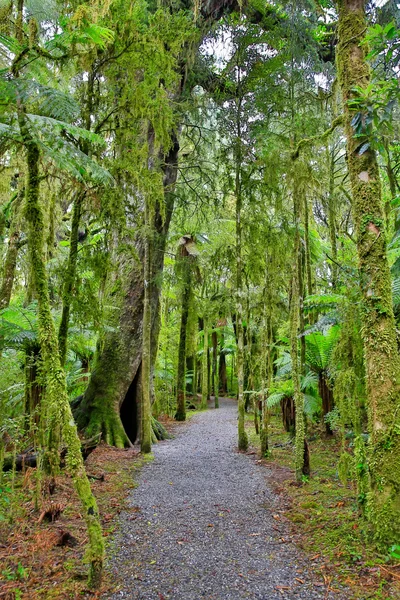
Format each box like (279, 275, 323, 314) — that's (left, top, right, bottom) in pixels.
(106, 398, 347, 599)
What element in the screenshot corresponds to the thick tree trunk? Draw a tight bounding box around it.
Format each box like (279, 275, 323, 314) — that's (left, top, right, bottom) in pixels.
(141, 196, 152, 453)
(337, 0, 400, 544)
(75, 139, 179, 446)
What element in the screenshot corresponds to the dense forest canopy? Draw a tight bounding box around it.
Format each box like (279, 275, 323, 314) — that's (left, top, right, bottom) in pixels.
(1, 0, 400, 591)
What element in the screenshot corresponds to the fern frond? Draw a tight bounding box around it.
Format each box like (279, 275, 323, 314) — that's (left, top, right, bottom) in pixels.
(304, 394, 321, 417)
(301, 370, 318, 391)
(27, 114, 105, 145)
(267, 391, 286, 408)
(392, 276, 400, 305)
(304, 293, 344, 313)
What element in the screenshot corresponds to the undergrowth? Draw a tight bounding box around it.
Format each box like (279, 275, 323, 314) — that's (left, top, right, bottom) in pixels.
(245, 411, 400, 600)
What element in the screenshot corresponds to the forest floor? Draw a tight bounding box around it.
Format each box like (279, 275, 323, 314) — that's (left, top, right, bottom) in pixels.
(1, 401, 399, 599)
(0, 444, 148, 599)
(246, 411, 400, 600)
(106, 398, 349, 600)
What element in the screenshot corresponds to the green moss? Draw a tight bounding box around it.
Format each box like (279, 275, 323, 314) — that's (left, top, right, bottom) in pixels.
(337, 0, 400, 545)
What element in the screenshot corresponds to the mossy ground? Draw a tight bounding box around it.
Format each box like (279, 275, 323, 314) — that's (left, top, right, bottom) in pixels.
(245, 412, 400, 599)
(0, 444, 146, 599)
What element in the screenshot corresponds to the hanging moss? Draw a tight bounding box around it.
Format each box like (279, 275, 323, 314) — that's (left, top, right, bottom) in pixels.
(20, 113, 104, 587)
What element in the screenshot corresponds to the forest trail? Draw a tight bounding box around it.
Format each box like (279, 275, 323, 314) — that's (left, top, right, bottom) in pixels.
(107, 399, 345, 599)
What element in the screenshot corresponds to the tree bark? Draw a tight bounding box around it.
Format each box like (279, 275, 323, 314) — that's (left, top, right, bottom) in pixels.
(337, 0, 400, 544)
(75, 138, 179, 446)
(0, 190, 23, 310)
(175, 262, 191, 421)
(58, 191, 85, 366)
(212, 329, 219, 408)
(19, 113, 104, 587)
(201, 316, 209, 409)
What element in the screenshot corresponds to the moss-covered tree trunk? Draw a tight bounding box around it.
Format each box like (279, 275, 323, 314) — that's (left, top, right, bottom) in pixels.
(219, 332, 227, 396)
(58, 191, 85, 366)
(337, 0, 400, 543)
(175, 257, 191, 421)
(260, 293, 272, 457)
(212, 329, 219, 408)
(235, 123, 248, 451)
(141, 195, 152, 454)
(75, 138, 179, 446)
(201, 316, 209, 409)
(290, 181, 306, 481)
(0, 190, 23, 310)
(327, 146, 339, 288)
(19, 115, 104, 587)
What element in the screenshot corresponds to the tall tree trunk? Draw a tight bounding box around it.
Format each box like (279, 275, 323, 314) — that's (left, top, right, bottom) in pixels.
(141, 195, 152, 453)
(212, 329, 219, 408)
(75, 137, 179, 446)
(201, 316, 209, 409)
(235, 109, 248, 451)
(303, 194, 313, 297)
(175, 269, 191, 421)
(0, 190, 23, 310)
(219, 331, 227, 396)
(19, 115, 104, 587)
(327, 146, 339, 288)
(58, 191, 85, 366)
(337, 0, 400, 544)
(290, 180, 306, 481)
(260, 293, 272, 457)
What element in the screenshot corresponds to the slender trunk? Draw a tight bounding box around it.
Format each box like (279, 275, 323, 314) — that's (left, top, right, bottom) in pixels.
(337, 0, 400, 544)
(201, 317, 208, 409)
(219, 332, 227, 396)
(235, 152, 248, 450)
(212, 329, 219, 408)
(175, 270, 190, 421)
(328, 146, 339, 288)
(290, 179, 306, 480)
(58, 191, 85, 366)
(20, 114, 103, 587)
(260, 295, 272, 457)
(0, 191, 23, 310)
(304, 195, 313, 297)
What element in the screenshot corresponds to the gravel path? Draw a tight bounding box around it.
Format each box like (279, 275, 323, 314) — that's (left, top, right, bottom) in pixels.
(107, 398, 347, 599)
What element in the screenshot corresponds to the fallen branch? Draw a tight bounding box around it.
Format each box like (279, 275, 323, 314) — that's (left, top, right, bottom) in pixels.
(2, 433, 101, 471)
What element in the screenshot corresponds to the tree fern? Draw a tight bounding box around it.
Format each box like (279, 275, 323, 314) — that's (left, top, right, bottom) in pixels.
(304, 293, 344, 313)
(305, 325, 341, 373)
